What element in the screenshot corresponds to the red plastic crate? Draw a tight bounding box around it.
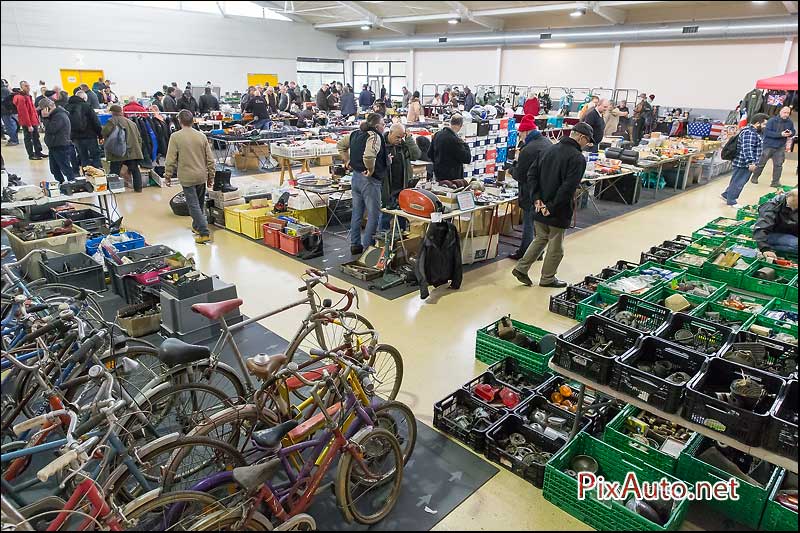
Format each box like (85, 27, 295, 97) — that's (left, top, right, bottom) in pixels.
(279, 232, 301, 255)
(263, 225, 280, 248)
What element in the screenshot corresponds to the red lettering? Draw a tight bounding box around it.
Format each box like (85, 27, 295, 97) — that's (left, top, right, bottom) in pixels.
(713, 481, 729, 500)
(621, 472, 642, 500)
(671, 481, 687, 500)
(577, 472, 596, 500)
(728, 478, 740, 501)
(641, 480, 658, 500)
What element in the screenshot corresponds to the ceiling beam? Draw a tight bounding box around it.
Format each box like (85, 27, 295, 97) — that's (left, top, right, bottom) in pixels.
(444, 1, 504, 31)
(591, 2, 626, 24)
(329, 1, 414, 35)
(783, 1, 798, 14)
(251, 1, 307, 23)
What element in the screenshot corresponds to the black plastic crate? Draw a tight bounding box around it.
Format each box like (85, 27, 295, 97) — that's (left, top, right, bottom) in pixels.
(159, 267, 214, 300)
(660, 240, 689, 253)
(41, 252, 105, 292)
(536, 376, 608, 421)
(640, 246, 675, 265)
(572, 275, 602, 294)
(612, 336, 707, 413)
(515, 395, 592, 438)
(672, 234, 694, 246)
(594, 267, 622, 280)
(55, 208, 108, 236)
(723, 331, 798, 379)
(487, 357, 552, 392)
(685, 358, 785, 446)
(655, 312, 734, 357)
(433, 389, 505, 453)
(554, 315, 643, 385)
(462, 371, 531, 412)
(765, 380, 797, 458)
(600, 295, 672, 334)
(106, 245, 176, 298)
(549, 285, 594, 319)
(485, 414, 566, 488)
(612, 260, 640, 272)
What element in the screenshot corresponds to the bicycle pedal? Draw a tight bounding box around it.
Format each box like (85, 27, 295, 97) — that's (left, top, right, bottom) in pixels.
(314, 481, 334, 496)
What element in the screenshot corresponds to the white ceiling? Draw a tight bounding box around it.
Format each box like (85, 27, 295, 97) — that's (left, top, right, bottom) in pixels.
(255, 1, 798, 37)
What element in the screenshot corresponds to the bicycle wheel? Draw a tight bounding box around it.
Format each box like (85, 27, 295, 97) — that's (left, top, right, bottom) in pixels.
(367, 343, 403, 401)
(105, 436, 246, 503)
(187, 404, 278, 460)
(335, 427, 403, 525)
(125, 490, 224, 531)
(170, 361, 248, 405)
(374, 401, 417, 466)
(285, 312, 375, 364)
(122, 383, 236, 444)
(192, 509, 274, 531)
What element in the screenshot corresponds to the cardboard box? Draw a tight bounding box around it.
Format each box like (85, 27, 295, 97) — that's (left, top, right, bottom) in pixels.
(461, 234, 499, 264)
(234, 154, 261, 171)
(317, 155, 334, 166)
(243, 145, 270, 157)
(208, 189, 242, 204)
(214, 197, 246, 209)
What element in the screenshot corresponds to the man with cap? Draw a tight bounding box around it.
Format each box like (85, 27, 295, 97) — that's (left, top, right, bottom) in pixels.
(511, 116, 553, 260)
(512, 122, 593, 288)
(633, 92, 653, 144)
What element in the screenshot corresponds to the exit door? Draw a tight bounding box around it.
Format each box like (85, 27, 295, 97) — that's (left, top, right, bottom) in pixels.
(368, 77, 387, 99)
(60, 69, 105, 95)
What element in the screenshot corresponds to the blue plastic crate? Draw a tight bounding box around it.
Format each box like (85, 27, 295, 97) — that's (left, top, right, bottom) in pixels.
(86, 231, 146, 258)
(97, 113, 112, 125)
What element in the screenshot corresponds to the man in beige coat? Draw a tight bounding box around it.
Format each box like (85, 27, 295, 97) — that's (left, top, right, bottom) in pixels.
(164, 110, 216, 244)
(603, 99, 630, 138)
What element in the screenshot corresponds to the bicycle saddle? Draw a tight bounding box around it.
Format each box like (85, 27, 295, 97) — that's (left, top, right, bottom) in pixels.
(232, 457, 283, 492)
(191, 298, 243, 320)
(245, 354, 288, 380)
(158, 338, 211, 367)
(252, 420, 300, 449)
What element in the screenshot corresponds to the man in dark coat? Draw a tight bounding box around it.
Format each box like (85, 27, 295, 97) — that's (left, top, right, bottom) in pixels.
(358, 84, 373, 112)
(583, 99, 609, 152)
(512, 122, 593, 288)
(176, 90, 198, 115)
(37, 97, 75, 183)
(65, 90, 102, 169)
(163, 87, 179, 113)
(510, 127, 553, 259)
(340, 88, 357, 117)
(198, 87, 219, 115)
(316, 84, 330, 112)
(428, 114, 471, 182)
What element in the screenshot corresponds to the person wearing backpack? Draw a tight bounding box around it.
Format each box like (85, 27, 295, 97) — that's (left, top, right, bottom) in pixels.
(66, 89, 102, 169)
(721, 113, 768, 208)
(1, 79, 19, 146)
(102, 104, 144, 192)
(37, 97, 75, 184)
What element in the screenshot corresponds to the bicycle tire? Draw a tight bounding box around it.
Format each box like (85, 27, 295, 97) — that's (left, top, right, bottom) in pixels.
(122, 382, 236, 444)
(374, 401, 417, 466)
(284, 312, 375, 364)
(105, 435, 246, 503)
(367, 343, 403, 401)
(335, 427, 403, 525)
(167, 360, 248, 405)
(192, 509, 274, 531)
(187, 404, 278, 458)
(125, 490, 224, 531)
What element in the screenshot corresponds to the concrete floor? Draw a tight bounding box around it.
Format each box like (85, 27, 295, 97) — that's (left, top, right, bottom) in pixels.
(3, 142, 797, 531)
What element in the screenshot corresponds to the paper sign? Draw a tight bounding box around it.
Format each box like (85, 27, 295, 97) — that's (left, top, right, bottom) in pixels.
(431, 212, 443, 223)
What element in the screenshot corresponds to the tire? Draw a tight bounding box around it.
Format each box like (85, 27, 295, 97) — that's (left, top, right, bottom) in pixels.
(168, 361, 248, 404)
(374, 401, 417, 466)
(187, 404, 278, 459)
(105, 435, 246, 503)
(192, 510, 274, 531)
(122, 382, 236, 445)
(284, 312, 375, 364)
(125, 490, 225, 531)
(335, 427, 403, 525)
(367, 343, 403, 401)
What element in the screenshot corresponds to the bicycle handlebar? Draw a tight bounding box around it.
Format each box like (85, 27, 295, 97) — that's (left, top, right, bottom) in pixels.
(19, 318, 66, 345)
(66, 330, 107, 364)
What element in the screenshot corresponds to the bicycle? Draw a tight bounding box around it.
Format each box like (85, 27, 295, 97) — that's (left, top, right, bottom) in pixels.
(189, 361, 403, 529)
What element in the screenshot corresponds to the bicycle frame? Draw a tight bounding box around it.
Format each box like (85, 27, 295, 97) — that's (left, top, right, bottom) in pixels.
(44, 478, 122, 532)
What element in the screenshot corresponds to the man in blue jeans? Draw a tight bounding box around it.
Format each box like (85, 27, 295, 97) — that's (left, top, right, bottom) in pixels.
(722, 113, 768, 208)
(753, 188, 798, 259)
(751, 106, 795, 187)
(37, 97, 75, 184)
(337, 113, 388, 255)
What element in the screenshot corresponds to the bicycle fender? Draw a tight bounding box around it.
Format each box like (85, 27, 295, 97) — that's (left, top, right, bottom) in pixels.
(102, 432, 181, 490)
(121, 488, 162, 516)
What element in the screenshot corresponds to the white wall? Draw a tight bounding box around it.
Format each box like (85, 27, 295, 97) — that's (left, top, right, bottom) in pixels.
(501, 46, 617, 89)
(0, 1, 346, 96)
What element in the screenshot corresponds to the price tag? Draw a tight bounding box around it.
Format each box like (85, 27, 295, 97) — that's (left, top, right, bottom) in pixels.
(431, 212, 443, 223)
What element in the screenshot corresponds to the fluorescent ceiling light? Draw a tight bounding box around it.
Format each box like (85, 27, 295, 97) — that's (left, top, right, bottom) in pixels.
(448, 17, 460, 24)
(752, 1, 768, 3)
(540, 42, 567, 48)
(570, 7, 587, 17)
(361, 24, 372, 30)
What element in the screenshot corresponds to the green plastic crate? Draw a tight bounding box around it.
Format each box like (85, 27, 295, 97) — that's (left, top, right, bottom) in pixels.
(759, 186, 795, 206)
(707, 216, 750, 232)
(665, 251, 708, 276)
(543, 432, 690, 531)
(713, 288, 775, 316)
(691, 225, 732, 242)
(603, 405, 693, 474)
(475, 318, 554, 375)
(759, 469, 798, 531)
(786, 275, 798, 303)
(596, 263, 678, 300)
(665, 272, 727, 301)
(735, 205, 759, 221)
(576, 291, 620, 322)
(645, 287, 707, 314)
(701, 255, 756, 287)
(740, 260, 798, 299)
(690, 301, 757, 332)
(676, 434, 782, 529)
(684, 237, 724, 257)
(752, 311, 798, 340)
(636, 261, 687, 278)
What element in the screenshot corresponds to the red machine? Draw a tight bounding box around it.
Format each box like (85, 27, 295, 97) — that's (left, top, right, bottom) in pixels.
(398, 189, 445, 219)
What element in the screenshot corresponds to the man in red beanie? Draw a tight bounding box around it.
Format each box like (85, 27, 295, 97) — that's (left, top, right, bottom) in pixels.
(516, 114, 537, 148)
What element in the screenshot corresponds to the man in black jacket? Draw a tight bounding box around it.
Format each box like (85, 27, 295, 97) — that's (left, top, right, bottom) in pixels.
(177, 90, 198, 115)
(583, 99, 609, 152)
(512, 122, 592, 288)
(316, 84, 330, 112)
(752, 189, 798, 259)
(198, 87, 219, 115)
(510, 128, 553, 259)
(65, 90, 102, 169)
(245, 90, 271, 130)
(163, 87, 178, 113)
(37, 97, 75, 183)
(428, 114, 471, 181)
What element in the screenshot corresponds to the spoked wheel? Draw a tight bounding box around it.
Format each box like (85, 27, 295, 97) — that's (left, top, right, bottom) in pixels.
(285, 312, 375, 364)
(367, 343, 403, 401)
(187, 404, 279, 460)
(125, 490, 225, 531)
(335, 427, 403, 525)
(191, 510, 274, 531)
(374, 401, 417, 466)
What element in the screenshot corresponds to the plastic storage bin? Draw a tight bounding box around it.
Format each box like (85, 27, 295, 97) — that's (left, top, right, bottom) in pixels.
(86, 231, 145, 258)
(486, 357, 552, 393)
(690, 301, 757, 332)
(55, 208, 108, 237)
(543, 433, 690, 531)
(433, 388, 505, 453)
(575, 291, 619, 322)
(106, 245, 176, 298)
(279, 232, 301, 255)
(759, 469, 798, 531)
(684, 358, 785, 446)
(765, 380, 797, 459)
(600, 294, 672, 334)
(3, 222, 90, 280)
(262, 225, 281, 248)
(41, 252, 106, 292)
(758, 298, 799, 338)
(239, 207, 272, 240)
(549, 285, 594, 320)
(462, 371, 531, 412)
(224, 203, 252, 233)
(740, 260, 797, 299)
(159, 267, 214, 300)
(655, 312, 734, 357)
(475, 318, 554, 375)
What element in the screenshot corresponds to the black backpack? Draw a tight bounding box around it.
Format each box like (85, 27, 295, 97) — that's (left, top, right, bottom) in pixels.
(68, 104, 88, 133)
(1, 93, 16, 114)
(720, 133, 740, 161)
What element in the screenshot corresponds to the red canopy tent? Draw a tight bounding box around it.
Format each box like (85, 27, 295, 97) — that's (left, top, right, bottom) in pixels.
(755, 71, 798, 90)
